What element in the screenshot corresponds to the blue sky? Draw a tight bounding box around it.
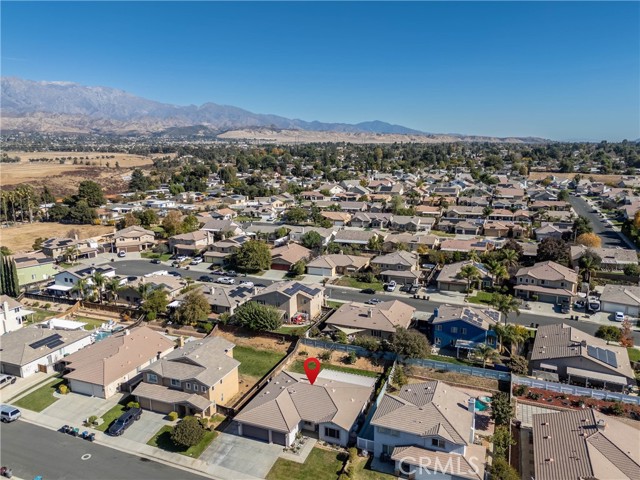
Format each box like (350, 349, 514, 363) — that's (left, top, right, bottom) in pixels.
(2, 1, 639, 141)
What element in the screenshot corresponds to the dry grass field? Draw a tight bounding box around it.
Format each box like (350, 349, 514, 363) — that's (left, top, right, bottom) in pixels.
(1, 222, 114, 252)
(528, 171, 623, 184)
(1, 151, 163, 196)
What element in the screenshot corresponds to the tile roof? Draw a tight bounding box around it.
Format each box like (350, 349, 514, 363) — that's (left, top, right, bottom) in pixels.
(391, 446, 483, 480)
(270, 243, 312, 265)
(371, 251, 417, 267)
(0, 327, 92, 367)
(326, 300, 415, 333)
(433, 304, 501, 330)
(600, 284, 640, 307)
(516, 261, 578, 283)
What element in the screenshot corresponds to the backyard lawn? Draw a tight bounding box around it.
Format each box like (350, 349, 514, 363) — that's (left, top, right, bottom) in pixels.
(147, 425, 217, 458)
(352, 456, 396, 480)
(233, 345, 286, 378)
(14, 378, 65, 412)
(74, 316, 109, 330)
(267, 447, 346, 480)
(95, 402, 128, 432)
(336, 277, 384, 291)
(628, 347, 640, 363)
(326, 300, 345, 309)
(271, 325, 309, 337)
(427, 354, 469, 366)
(289, 360, 379, 378)
(26, 308, 59, 324)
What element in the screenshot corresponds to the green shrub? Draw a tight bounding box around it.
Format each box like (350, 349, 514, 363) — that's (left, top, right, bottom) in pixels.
(58, 384, 69, 395)
(319, 350, 332, 361)
(298, 350, 308, 356)
(88, 415, 98, 425)
(608, 401, 625, 416)
(127, 401, 140, 409)
(43, 303, 51, 309)
(168, 411, 178, 421)
(343, 351, 357, 365)
(201, 322, 214, 334)
(513, 385, 528, 397)
(33, 301, 40, 307)
(171, 416, 205, 447)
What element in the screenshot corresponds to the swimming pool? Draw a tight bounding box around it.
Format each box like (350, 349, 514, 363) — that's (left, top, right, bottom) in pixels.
(93, 331, 112, 342)
(475, 396, 492, 411)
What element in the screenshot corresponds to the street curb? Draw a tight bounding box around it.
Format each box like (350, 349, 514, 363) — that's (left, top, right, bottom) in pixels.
(18, 416, 218, 480)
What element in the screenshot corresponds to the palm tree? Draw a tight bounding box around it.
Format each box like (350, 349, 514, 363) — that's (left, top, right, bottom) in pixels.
(490, 293, 521, 325)
(71, 278, 89, 300)
(485, 259, 501, 285)
(467, 251, 480, 263)
(63, 246, 81, 264)
(501, 248, 520, 271)
(105, 277, 123, 303)
(475, 344, 500, 368)
(91, 271, 106, 303)
(458, 264, 480, 296)
(503, 324, 528, 356)
(579, 254, 600, 283)
(137, 282, 153, 303)
(491, 324, 508, 354)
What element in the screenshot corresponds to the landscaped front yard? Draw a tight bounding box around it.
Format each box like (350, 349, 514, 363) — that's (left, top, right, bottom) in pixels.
(627, 347, 640, 363)
(147, 425, 217, 459)
(466, 291, 494, 305)
(14, 378, 65, 412)
(335, 277, 384, 291)
(234, 345, 286, 378)
(267, 447, 346, 480)
(95, 402, 128, 432)
(141, 251, 172, 261)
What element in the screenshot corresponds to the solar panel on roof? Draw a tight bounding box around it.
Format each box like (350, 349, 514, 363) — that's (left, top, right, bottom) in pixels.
(586, 345, 618, 368)
(29, 334, 62, 349)
(47, 339, 65, 349)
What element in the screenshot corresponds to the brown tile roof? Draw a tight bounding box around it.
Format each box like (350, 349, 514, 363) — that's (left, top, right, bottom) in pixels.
(391, 446, 483, 480)
(63, 326, 174, 387)
(0, 327, 92, 367)
(533, 409, 640, 480)
(270, 243, 312, 265)
(132, 382, 213, 411)
(326, 300, 415, 333)
(516, 260, 578, 283)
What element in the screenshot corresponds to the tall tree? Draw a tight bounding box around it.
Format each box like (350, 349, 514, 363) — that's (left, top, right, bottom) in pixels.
(457, 264, 480, 295)
(234, 240, 271, 272)
(579, 251, 601, 283)
(174, 290, 210, 326)
(475, 344, 499, 368)
(490, 293, 521, 325)
(77, 180, 106, 207)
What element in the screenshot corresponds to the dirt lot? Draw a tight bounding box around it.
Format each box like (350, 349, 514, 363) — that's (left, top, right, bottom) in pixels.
(297, 345, 385, 374)
(1, 222, 113, 252)
(1, 151, 163, 196)
(214, 328, 292, 354)
(407, 366, 500, 391)
(528, 172, 623, 184)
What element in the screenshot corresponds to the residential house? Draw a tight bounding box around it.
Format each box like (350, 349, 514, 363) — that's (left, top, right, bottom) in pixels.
(534, 223, 570, 240)
(174, 284, 254, 315)
(168, 230, 214, 256)
(457, 196, 490, 207)
(439, 239, 494, 254)
(0, 327, 93, 377)
(113, 225, 156, 253)
(42, 237, 99, 260)
(203, 235, 249, 266)
(321, 211, 352, 227)
(532, 409, 640, 480)
(529, 200, 572, 212)
(306, 254, 370, 277)
(47, 265, 116, 298)
(270, 243, 312, 271)
(118, 274, 186, 305)
(235, 370, 375, 447)
(599, 284, 640, 316)
(436, 261, 493, 292)
(429, 304, 500, 351)
(62, 326, 174, 398)
(372, 381, 485, 480)
(286, 226, 335, 246)
(133, 336, 240, 417)
(0, 295, 33, 335)
(444, 206, 484, 221)
(514, 261, 578, 304)
(382, 233, 440, 252)
(570, 245, 638, 272)
(333, 229, 381, 246)
(454, 221, 483, 235)
(530, 323, 635, 390)
(349, 212, 393, 229)
(415, 205, 443, 218)
(391, 215, 435, 233)
(200, 219, 243, 237)
(325, 300, 415, 340)
(251, 281, 324, 322)
(336, 201, 368, 213)
(11, 251, 57, 287)
(371, 251, 421, 285)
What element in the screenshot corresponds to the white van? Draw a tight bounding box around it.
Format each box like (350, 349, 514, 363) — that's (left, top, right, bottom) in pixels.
(0, 404, 21, 423)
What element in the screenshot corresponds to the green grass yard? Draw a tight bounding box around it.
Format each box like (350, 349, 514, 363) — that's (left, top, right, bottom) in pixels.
(233, 345, 286, 378)
(95, 402, 128, 432)
(267, 447, 346, 480)
(271, 325, 309, 337)
(335, 277, 384, 291)
(289, 360, 379, 378)
(326, 300, 345, 309)
(147, 425, 217, 459)
(352, 456, 396, 480)
(25, 308, 59, 324)
(467, 291, 495, 305)
(74, 316, 108, 330)
(627, 347, 640, 363)
(141, 251, 172, 261)
(14, 378, 65, 412)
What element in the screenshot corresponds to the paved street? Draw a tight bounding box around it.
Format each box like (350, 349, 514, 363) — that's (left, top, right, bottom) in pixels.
(0, 421, 209, 480)
(568, 195, 631, 248)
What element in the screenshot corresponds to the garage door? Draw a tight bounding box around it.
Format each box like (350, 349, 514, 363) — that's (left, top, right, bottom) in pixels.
(272, 431, 287, 446)
(69, 380, 103, 397)
(242, 424, 270, 443)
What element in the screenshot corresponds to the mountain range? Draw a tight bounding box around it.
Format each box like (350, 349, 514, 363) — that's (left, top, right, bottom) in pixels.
(0, 77, 546, 143)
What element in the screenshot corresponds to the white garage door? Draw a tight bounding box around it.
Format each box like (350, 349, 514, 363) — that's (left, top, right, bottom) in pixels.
(602, 302, 639, 316)
(68, 380, 103, 398)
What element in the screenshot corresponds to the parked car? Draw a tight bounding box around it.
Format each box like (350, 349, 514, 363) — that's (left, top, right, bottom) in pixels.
(365, 298, 382, 305)
(176, 255, 189, 262)
(210, 268, 225, 275)
(190, 257, 203, 265)
(360, 288, 376, 294)
(107, 407, 141, 436)
(239, 281, 254, 288)
(198, 275, 214, 282)
(614, 311, 625, 322)
(168, 271, 181, 277)
(216, 277, 235, 285)
(560, 303, 570, 314)
(226, 270, 238, 277)
(384, 281, 397, 292)
(574, 299, 585, 309)
(0, 375, 17, 389)
(254, 283, 267, 288)
(150, 259, 162, 264)
(0, 405, 21, 423)
(117, 251, 126, 258)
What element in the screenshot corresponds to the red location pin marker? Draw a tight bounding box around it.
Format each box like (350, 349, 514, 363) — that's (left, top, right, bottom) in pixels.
(303, 357, 321, 385)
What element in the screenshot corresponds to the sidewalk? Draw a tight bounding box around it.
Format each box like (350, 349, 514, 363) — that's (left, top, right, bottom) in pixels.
(1, 371, 58, 404)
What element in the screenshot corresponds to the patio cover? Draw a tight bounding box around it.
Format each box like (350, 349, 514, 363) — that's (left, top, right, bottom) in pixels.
(334, 326, 366, 335)
(47, 285, 73, 291)
(566, 366, 627, 385)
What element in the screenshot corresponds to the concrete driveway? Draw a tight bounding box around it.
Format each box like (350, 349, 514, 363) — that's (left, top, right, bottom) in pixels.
(122, 410, 172, 443)
(200, 421, 283, 478)
(41, 391, 118, 424)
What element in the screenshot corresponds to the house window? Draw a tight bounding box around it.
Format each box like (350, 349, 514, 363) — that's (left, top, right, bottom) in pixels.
(436, 325, 442, 331)
(170, 379, 181, 388)
(201, 385, 207, 392)
(540, 280, 545, 285)
(371, 330, 382, 338)
(431, 438, 445, 448)
(462, 328, 467, 335)
(324, 427, 340, 439)
(561, 282, 565, 287)
(186, 383, 191, 390)
(451, 327, 458, 333)
(382, 444, 394, 455)
(147, 374, 158, 384)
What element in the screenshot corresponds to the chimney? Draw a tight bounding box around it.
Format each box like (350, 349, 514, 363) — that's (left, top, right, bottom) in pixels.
(125, 329, 130, 336)
(210, 286, 215, 295)
(597, 419, 606, 431)
(368, 309, 373, 317)
(177, 336, 185, 348)
(156, 351, 162, 360)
